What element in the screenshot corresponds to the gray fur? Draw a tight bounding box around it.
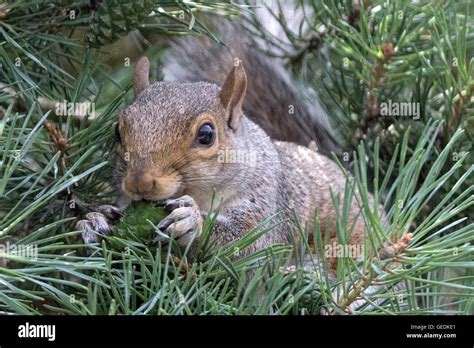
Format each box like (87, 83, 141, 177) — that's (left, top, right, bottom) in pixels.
(111, 79, 370, 263)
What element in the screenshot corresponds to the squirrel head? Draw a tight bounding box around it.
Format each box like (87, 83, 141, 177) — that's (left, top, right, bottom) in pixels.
(116, 56, 248, 201)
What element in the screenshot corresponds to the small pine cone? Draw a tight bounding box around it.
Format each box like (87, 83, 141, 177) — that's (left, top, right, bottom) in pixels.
(378, 233, 413, 260)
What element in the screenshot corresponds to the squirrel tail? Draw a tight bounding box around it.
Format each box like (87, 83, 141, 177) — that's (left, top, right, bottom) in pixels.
(162, 17, 340, 157)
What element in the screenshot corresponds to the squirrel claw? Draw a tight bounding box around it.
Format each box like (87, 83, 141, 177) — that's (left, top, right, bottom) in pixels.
(162, 195, 195, 212)
(96, 204, 123, 220)
(154, 196, 202, 247)
(77, 212, 112, 245)
(77, 219, 99, 245)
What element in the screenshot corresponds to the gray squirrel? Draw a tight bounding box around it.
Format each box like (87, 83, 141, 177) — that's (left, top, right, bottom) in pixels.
(77, 19, 377, 271)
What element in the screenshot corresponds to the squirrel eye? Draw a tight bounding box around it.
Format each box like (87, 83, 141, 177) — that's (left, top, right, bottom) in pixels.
(115, 124, 121, 143)
(196, 123, 215, 146)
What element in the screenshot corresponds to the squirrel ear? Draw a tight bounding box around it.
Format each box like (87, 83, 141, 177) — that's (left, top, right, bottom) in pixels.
(134, 57, 150, 96)
(219, 62, 247, 130)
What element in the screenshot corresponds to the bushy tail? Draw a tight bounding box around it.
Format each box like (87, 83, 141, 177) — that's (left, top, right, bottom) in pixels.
(162, 17, 340, 157)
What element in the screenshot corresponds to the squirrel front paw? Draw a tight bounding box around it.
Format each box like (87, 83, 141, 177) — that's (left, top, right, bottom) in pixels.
(153, 195, 203, 248)
(76, 205, 122, 244)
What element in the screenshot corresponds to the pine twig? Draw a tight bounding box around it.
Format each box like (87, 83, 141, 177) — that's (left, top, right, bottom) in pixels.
(333, 232, 413, 313)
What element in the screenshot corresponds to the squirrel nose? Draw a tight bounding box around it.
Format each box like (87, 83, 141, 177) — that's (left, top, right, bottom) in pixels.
(125, 172, 156, 196)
